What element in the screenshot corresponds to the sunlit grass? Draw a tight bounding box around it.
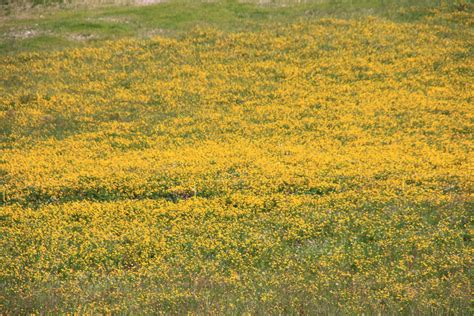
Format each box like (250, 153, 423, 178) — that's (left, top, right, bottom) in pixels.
(0, 1, 472, 314)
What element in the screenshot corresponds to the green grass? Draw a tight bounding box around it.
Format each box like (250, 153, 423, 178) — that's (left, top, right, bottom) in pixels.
(1, 0, 470, 55)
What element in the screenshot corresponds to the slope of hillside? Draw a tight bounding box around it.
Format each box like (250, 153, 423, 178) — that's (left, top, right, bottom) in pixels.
(0, 1, 472, 314)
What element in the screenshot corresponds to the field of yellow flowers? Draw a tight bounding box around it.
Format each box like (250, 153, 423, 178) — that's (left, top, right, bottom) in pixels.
(1, 2, 473, 314)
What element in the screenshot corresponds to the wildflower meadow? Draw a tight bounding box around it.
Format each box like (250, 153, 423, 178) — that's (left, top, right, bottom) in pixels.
(0, 0, 472, 314)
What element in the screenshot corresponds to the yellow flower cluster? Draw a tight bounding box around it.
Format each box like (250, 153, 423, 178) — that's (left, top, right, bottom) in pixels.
(0, 9, 472, 314)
